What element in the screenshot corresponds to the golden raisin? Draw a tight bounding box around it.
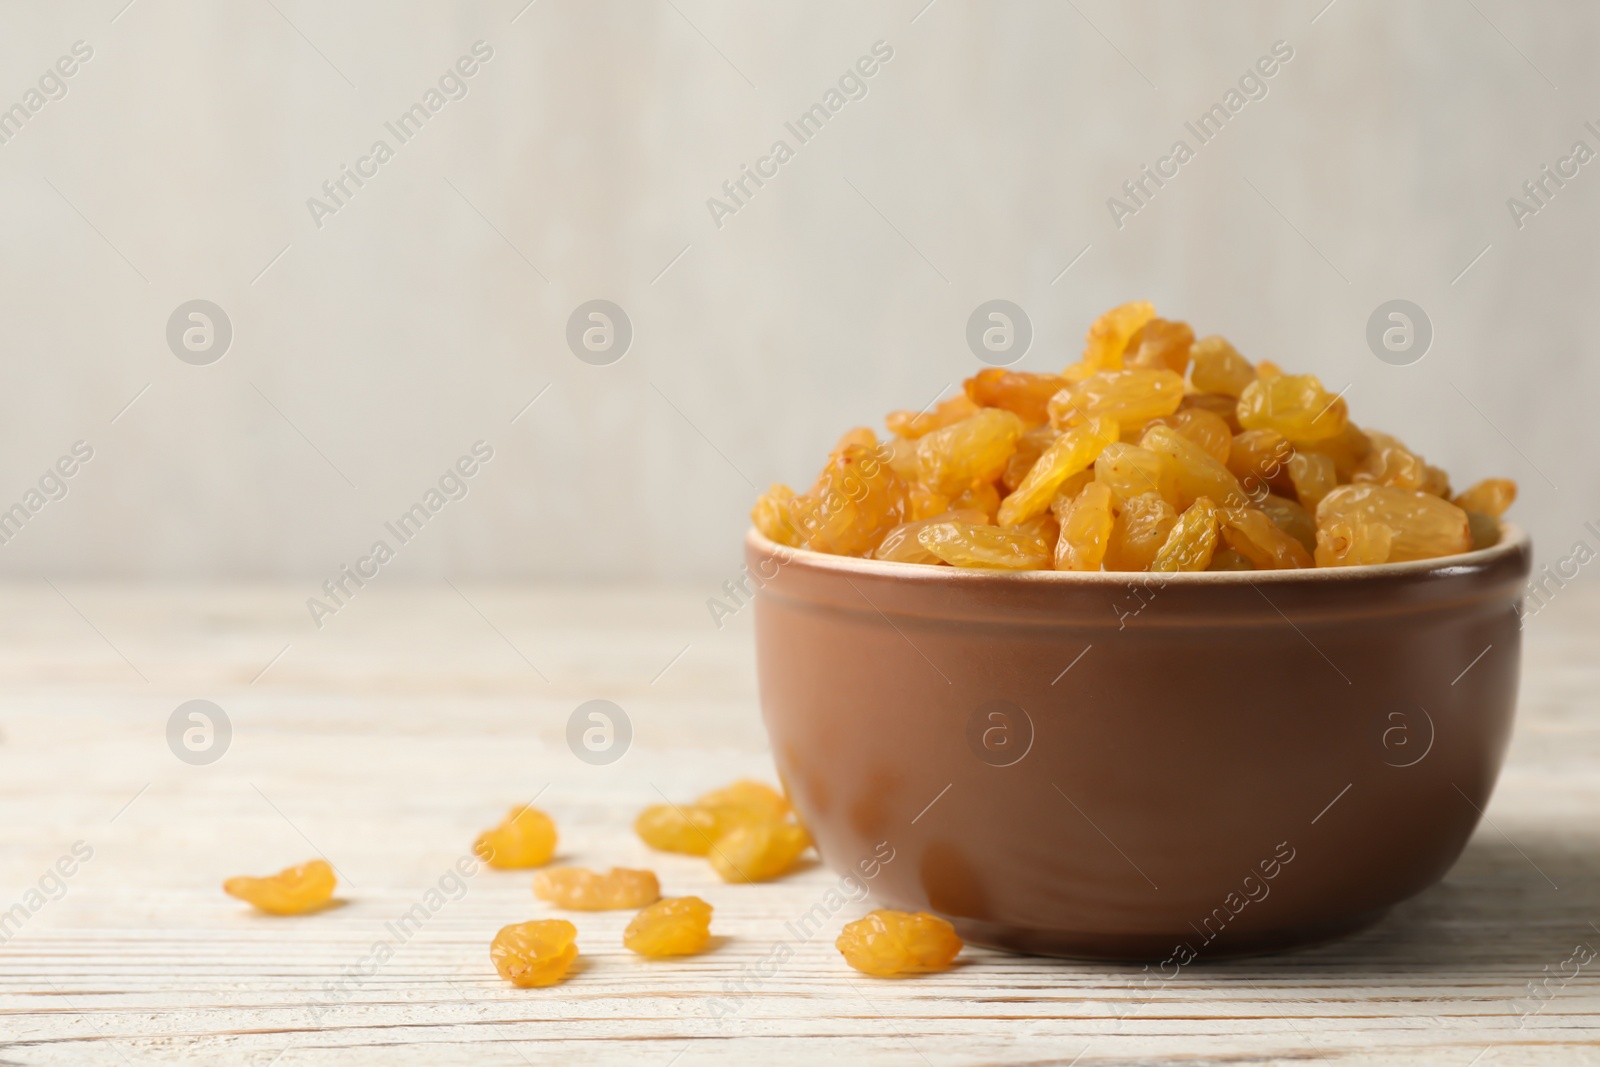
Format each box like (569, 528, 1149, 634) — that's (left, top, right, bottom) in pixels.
(885, 392, 979, 439)
(696, 779, 789, 818)
(837, 909, 963, 976)
(1049, 369, 1185, 431)
(1081, 300, 1156, 372)
(907, 483, 951, 520)
(1421, 464, 1452, 498)
(1189, 336, 1256, 397)
(1179, 391, 1245, 433)
(1314, 520, 1394, 567)
(1122, 317, 1195, 375)
(792, 443, 908, 557)
(1286, 451, 1338, 512)
(534, 867, 660, 911)
(1302, 423, 1371, 480)
(1237, 374, 1348, 444)
(223, 859, 336, 916)
(624, 896, 714, 957)
(997, 416, 1118, 527)
(1003, 425, 1058, 492)
(1226, 429, 1294, 501)
(1053, 482, 1115, 571)
(831, 426, 878, 455)
(751, 485, 804, 547)
(1105, 492, 1178, 572)
(710, 819, 811, 883)
(1151, 497, 1220, 572)
(490, 919, 578, 988)
(917, 521, 1052, 570)
(949, 478, 1001, 521)
(1217, 507, 1312, 569)
(1052, 467, 1096, 505)
(1467, 511, 1502, 551)
(1454, 478, 1518, 518)
(474, 806, 558, 870)
(1165, 408, 1232, 467)
(1352, 430, 1427, 490)
(964, 368, 1069, 426)
(883, 435, 922, 483)
(916, 409, 1024, 496)
(1141, 425, 1247, 510)
(637, 780, 793, 855)
(1316, 485, 1470, 562)
(1258, 493, 1317, 554)
(635, 804, 720, 854)
(873, 510, 989, 564)
(1094, 442, 1179, 507)
(756, 303, 1517, 573)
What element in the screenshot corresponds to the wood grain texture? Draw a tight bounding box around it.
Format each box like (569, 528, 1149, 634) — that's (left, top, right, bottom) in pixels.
(0, 582, 1597, 1066)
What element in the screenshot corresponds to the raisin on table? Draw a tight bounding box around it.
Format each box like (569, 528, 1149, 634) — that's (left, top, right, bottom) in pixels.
(624, 896, 714, 957)
(534, 867, 660, 910)
(474, 805, 558, 870)
(491, 919, 578, 987)
(223, 859, 336, 916)
(837, 909, 963, 976)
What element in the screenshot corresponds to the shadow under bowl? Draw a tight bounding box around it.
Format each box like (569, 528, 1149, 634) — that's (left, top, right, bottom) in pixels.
(747, 525, 1531, 961)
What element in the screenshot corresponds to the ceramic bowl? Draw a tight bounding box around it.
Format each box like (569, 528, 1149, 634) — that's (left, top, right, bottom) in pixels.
(748, 525, 1531, 960)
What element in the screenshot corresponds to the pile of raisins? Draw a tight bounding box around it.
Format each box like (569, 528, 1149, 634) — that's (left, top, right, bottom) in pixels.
(753, 302, 1517, 571)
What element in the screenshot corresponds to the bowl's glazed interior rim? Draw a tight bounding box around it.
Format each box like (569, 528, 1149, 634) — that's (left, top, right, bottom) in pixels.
(746, 523, 1529, 585)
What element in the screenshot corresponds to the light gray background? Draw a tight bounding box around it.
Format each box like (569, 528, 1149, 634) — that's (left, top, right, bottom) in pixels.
(0, 0, 1593, 583)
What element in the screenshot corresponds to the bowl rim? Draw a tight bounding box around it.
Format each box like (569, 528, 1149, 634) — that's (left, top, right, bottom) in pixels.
(745, 522, 1530, 585)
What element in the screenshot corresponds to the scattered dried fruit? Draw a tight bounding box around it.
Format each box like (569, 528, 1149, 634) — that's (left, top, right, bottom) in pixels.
(836, 909, 963, 976)
(634, 804, 721, 855)
(491, 919, 578, 987)
(624, 896, 714, 957)
(474, 806, 558, 870)
(223, 860, 336, 916)
(710, 818, 812, 883)
(534, 867, 660, 911)
(695, 779, 790, 819)
(637, 780, 812, 884)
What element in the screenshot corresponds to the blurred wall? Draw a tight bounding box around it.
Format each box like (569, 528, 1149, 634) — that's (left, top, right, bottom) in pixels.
(0, 0, 1593, 582)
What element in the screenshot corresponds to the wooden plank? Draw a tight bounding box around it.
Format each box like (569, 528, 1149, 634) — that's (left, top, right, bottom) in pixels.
(0, 583, 1597, 1065)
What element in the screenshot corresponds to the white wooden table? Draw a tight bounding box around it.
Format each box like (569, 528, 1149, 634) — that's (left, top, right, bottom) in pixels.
(1, 581, 1597, 1066)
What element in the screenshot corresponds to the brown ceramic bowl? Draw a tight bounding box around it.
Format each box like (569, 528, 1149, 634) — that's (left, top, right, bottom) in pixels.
(748, 525, 1531, 961)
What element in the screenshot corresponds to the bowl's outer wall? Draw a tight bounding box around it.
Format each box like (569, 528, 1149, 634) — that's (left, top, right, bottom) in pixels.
(748, 535, 1532, 961)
